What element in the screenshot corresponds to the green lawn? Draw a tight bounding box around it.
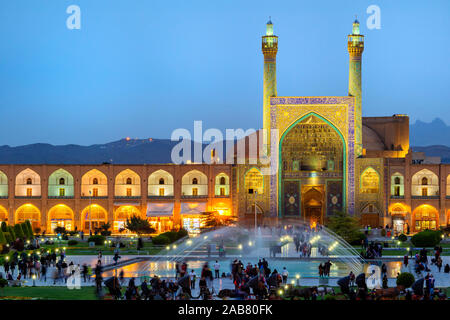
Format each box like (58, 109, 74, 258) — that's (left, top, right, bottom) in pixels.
(0, 286, 98, 300)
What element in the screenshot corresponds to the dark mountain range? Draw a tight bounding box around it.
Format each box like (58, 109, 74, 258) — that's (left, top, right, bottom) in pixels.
(0, 138, 204, 164)
(0, 117, 449, 164)
(410, 118, 450, 147)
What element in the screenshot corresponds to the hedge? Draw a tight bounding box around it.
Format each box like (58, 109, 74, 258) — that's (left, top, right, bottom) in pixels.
(411, 230, 442, 247)
(396, 272, 415, 288)
(68, 240, 78, 246)
(13, 224, 25, 239)
(158, 229, 189, 244)
(152, 235, 171, 245)
(1, 222, 7, 232)
(87, 235, 106, 246)
(398, 234, 407, 242)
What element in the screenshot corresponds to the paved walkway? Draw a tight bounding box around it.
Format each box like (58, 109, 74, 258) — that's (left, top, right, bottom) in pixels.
(2, 255, 449, 289)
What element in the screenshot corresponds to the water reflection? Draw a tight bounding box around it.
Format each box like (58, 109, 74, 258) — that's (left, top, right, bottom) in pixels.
(102, 259, 402, 279)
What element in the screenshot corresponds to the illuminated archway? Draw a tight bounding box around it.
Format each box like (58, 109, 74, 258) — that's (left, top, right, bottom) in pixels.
(411, 169, 439, 196)
(115, 169, 141, 197)
(81, 169, 108, 197)
(215, 173, 230, 196)
(148, 169, 174, 197)
(15, 168, 41, 197)
(390, 203, 409, 234)
(0, 205, 8, 222)
(279, 113, 345, 219)
(114, 205, 141, 232)
(48, 168, 74, 197)
(47, 204, 74, 232)
(81, 205, 107, 232)
(391, 172, 404, 197)
(15, 204, 40, 229)
(0, 170, 8, 197)
(360, 167, 379, 194)
(412, 205, 438, 232)
(181, 170, 208, 196)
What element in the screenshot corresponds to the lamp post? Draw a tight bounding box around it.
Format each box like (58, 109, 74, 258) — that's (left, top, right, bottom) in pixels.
(254, 191, 258, 235)
(89, 190, 92, 236)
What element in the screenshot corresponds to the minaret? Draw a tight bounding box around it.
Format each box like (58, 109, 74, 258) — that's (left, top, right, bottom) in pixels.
(262, 18, 278, 154)
(347, 18, 364, 157)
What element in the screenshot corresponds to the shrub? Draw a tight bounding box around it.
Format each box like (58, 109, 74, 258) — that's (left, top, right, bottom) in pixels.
(87, 235, 106, 246)
(21, 222, 31, 239)
(349, 232, 367, 245)
(13, 224, 25, 239)
(396, 272, 415, 288)
(3, 232, 12, 244)
(0, 230, 6, 245)
(411, 230, 442, 247)
(0, 278, 8, 288)
(67, 240, 78, 246)
(160, 231, 179, 243)
(8, 226, 16, 241)
(1, 221, 7, 232)
(398, 234, 407, 242)
(177, 228, 189, 239)
(25, 220, 34, 239)
(54, 226, 66, 235)
(152, 235, 171, 245)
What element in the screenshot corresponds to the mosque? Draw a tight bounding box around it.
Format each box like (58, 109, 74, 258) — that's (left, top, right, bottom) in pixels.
(0, 19, 448, 235)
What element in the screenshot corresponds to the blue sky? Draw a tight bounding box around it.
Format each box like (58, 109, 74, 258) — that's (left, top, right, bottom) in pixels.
(0, 0, 449, 146)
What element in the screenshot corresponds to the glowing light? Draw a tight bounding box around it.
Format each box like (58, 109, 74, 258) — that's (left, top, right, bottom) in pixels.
(172, 245, 177, 249)
(248, 241, 253, 246)
(238, 244, 243, 250)
(203, 236, 208, 240)
(295, 274, 300, 279)
(284, 285, 288, 290)
(186, 240, 192, 245)
(278, 289, 283, 295)
(166, 246, 170, 250)
(290, 280, 295, 285)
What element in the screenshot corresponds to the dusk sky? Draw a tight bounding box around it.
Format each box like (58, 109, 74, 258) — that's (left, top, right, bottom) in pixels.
(0, 0, 449, 146)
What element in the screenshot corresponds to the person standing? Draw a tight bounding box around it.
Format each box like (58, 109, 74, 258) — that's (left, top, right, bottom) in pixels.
(213, 260, 220, 279)
(282, 267, 289, 284)
(189, 269, 196, 289)
(436, 257, 443, 272)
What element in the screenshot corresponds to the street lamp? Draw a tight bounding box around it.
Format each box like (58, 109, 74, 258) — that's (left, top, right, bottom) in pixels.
(89, 190, 92, 236)
(254, 190, 258, 235)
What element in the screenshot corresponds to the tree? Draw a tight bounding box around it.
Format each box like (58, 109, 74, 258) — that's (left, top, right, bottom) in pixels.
(25, 220, 34, 239)
(1, 222, 7, 232)
(125, 216, 155, 235)
(13, 224, 25, 240)
(326, 211, 365, 245)
(200, 211, 236, 231)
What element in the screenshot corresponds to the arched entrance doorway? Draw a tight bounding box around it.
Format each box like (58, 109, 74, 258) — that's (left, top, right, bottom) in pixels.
(81, 205, 107, 232)
(114, 205, 141, 233)
(15, 204, 40, 230)
(280, 113, 345, 223)
(302, 186, 324, 226)
(48, 205, 74, 232)
(413, 205, 438, 232)
(389, 204, 409, 234)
